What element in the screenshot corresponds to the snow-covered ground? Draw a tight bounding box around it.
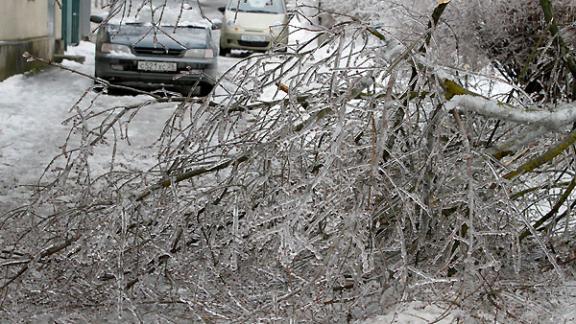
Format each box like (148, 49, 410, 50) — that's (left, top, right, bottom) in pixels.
(0, 43, 94, 210)
(0, 43, 184, 209)
(0, 40, 239, 214)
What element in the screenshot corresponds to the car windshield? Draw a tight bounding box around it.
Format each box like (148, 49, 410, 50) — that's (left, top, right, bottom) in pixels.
(227, 0, 285, 14)
(107, 0, 209, 27)
(115, 25, 209, 45)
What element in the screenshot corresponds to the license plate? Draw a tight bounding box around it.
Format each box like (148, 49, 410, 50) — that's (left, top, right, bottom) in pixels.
(137, 61, 177, 72)
(241, 34, 266, 42)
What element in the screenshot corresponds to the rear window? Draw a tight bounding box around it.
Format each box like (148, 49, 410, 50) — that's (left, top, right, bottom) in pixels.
(227, 0, 286, 14)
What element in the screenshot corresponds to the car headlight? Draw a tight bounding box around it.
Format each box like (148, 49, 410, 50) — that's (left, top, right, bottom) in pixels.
(226, 19, 242, 31)
(184, 48, 214, 59)
(101, 43, 132, 55)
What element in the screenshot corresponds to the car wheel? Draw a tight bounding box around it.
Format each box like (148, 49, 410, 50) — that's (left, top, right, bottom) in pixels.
(93, 78, 115, 94)
(106, 87, 127, 96)
(219, 47, 230, 56)
(104, 84, 133, 96)
(93, 81, 106, 93)
(178, 85, 213, 97)
(199, 84, 214, 97)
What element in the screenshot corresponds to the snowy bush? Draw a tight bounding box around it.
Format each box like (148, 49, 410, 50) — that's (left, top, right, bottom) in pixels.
(455, 0, 576, 102)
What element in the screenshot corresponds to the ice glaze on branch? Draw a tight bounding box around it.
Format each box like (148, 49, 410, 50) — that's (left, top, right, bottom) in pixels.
(446, 94, 576, 130)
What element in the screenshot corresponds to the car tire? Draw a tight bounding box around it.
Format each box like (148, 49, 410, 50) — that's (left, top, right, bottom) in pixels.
(106, 87, 128, 96)
(178, 85, 214, 97)
(93, 81, 106, 93)
(200, 85, 214, 97)
(219, 47, 230, 56)
(93, 79, 119, 94)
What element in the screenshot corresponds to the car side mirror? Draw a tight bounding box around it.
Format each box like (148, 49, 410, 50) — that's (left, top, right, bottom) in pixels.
(218, 7, 226, 14)
(90, 15, 104, 24)
(211, 18, 222, 30)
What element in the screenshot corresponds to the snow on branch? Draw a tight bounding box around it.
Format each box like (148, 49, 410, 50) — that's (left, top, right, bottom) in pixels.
(446, 94, 576, 129)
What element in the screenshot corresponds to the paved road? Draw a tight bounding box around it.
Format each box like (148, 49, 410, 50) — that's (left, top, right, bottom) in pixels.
(198, 0, 228, 10)
(198, 0, 228, 20)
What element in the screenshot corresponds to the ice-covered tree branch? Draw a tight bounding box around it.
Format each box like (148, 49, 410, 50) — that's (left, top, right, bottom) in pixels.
(446, 94, 576, 129)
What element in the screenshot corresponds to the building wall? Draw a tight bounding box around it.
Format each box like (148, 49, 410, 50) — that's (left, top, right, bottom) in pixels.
(53, 0, 64, 55)
(0, 0, 55, 80)
(0, 0, 50, 41)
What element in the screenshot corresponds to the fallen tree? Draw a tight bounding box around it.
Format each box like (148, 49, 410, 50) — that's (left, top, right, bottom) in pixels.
(1, 0, 576, 322)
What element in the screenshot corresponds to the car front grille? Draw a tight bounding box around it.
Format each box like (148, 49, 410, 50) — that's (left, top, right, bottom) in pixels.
(133, 47, 185, 57)
(238, 40, 270, 48)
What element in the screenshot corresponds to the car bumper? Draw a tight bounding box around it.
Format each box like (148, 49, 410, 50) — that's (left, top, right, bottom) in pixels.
(95, 54, 218, 91)
(220, 29, 288, 51)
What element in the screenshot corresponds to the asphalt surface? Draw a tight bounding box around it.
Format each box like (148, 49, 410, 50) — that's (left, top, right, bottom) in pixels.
(198, 0, 228, 20)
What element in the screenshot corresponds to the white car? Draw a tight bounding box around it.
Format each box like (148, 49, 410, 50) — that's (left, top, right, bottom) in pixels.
(219, 0, 289, 55)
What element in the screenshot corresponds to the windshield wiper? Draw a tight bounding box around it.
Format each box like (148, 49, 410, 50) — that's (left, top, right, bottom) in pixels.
(246, 10, 276, 14)
(178, 25, 205, 29)
(159, 25, 203, 28)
